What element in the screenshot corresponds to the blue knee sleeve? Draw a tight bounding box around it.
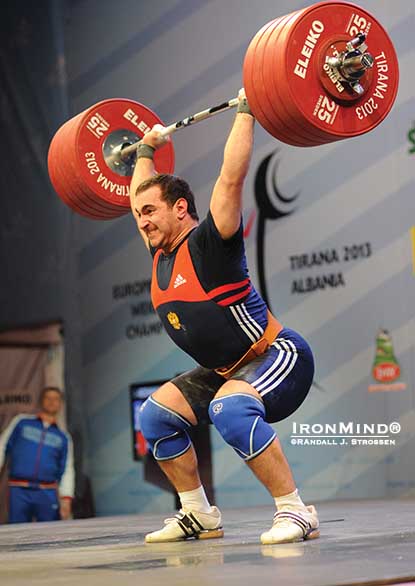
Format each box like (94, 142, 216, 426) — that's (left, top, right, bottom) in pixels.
(139, 396, 192, 461)
(208, 394, 276, 461)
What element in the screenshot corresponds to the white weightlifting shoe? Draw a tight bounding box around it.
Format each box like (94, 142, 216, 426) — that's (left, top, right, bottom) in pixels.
(260, 505, 320, 544)
(145, 506, 224, 543)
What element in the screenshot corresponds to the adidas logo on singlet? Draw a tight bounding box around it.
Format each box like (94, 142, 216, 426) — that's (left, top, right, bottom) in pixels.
(173, 273, 187, 288)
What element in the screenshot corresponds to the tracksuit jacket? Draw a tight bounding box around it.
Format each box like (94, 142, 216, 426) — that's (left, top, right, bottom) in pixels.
(0, 414, 74, 497)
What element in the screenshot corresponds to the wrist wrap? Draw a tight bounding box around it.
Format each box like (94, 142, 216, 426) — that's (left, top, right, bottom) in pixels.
(136, 143, 155, 159)
(237, 97, 253, 116)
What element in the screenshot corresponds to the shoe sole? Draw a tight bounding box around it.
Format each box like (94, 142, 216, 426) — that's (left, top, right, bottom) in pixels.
(261, 527, 320, 545)
(145, 527, 224, 543)
(305, 528, 320, 541)
(197, 528, 224, 540)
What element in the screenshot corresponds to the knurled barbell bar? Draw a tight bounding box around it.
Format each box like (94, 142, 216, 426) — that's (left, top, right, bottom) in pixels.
(47, 0, 399, 220)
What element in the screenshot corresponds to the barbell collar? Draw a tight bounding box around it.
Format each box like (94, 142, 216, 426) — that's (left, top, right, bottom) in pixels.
(346, 32, 367, 51)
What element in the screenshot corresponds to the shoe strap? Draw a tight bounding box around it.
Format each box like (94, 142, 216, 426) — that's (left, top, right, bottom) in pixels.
(274, 511, 310, 536)
(174, 511, 205, 537)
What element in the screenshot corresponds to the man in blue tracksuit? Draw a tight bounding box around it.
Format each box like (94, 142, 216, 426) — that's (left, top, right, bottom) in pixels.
(0, 387, 74, 523)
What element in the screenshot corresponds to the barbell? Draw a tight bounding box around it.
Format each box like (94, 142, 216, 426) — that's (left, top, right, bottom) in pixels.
(48, 1, 399, 220)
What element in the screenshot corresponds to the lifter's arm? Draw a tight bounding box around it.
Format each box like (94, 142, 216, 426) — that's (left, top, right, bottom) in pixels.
(129, 128, 168, 247)
(210, 90, 255, 239)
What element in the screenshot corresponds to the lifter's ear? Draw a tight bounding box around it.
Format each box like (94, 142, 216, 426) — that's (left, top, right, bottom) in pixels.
(174, 197, 189, 220)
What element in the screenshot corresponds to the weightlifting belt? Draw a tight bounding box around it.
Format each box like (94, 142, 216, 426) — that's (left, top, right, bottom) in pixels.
(9, 478, 58, 490)
(215, 311, 283, 379)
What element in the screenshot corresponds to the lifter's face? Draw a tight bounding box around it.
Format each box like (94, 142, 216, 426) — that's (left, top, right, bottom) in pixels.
(135, 185, 181, 250)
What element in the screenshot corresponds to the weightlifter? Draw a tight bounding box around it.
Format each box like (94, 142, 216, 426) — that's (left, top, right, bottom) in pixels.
(130, 89, 319, 544)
